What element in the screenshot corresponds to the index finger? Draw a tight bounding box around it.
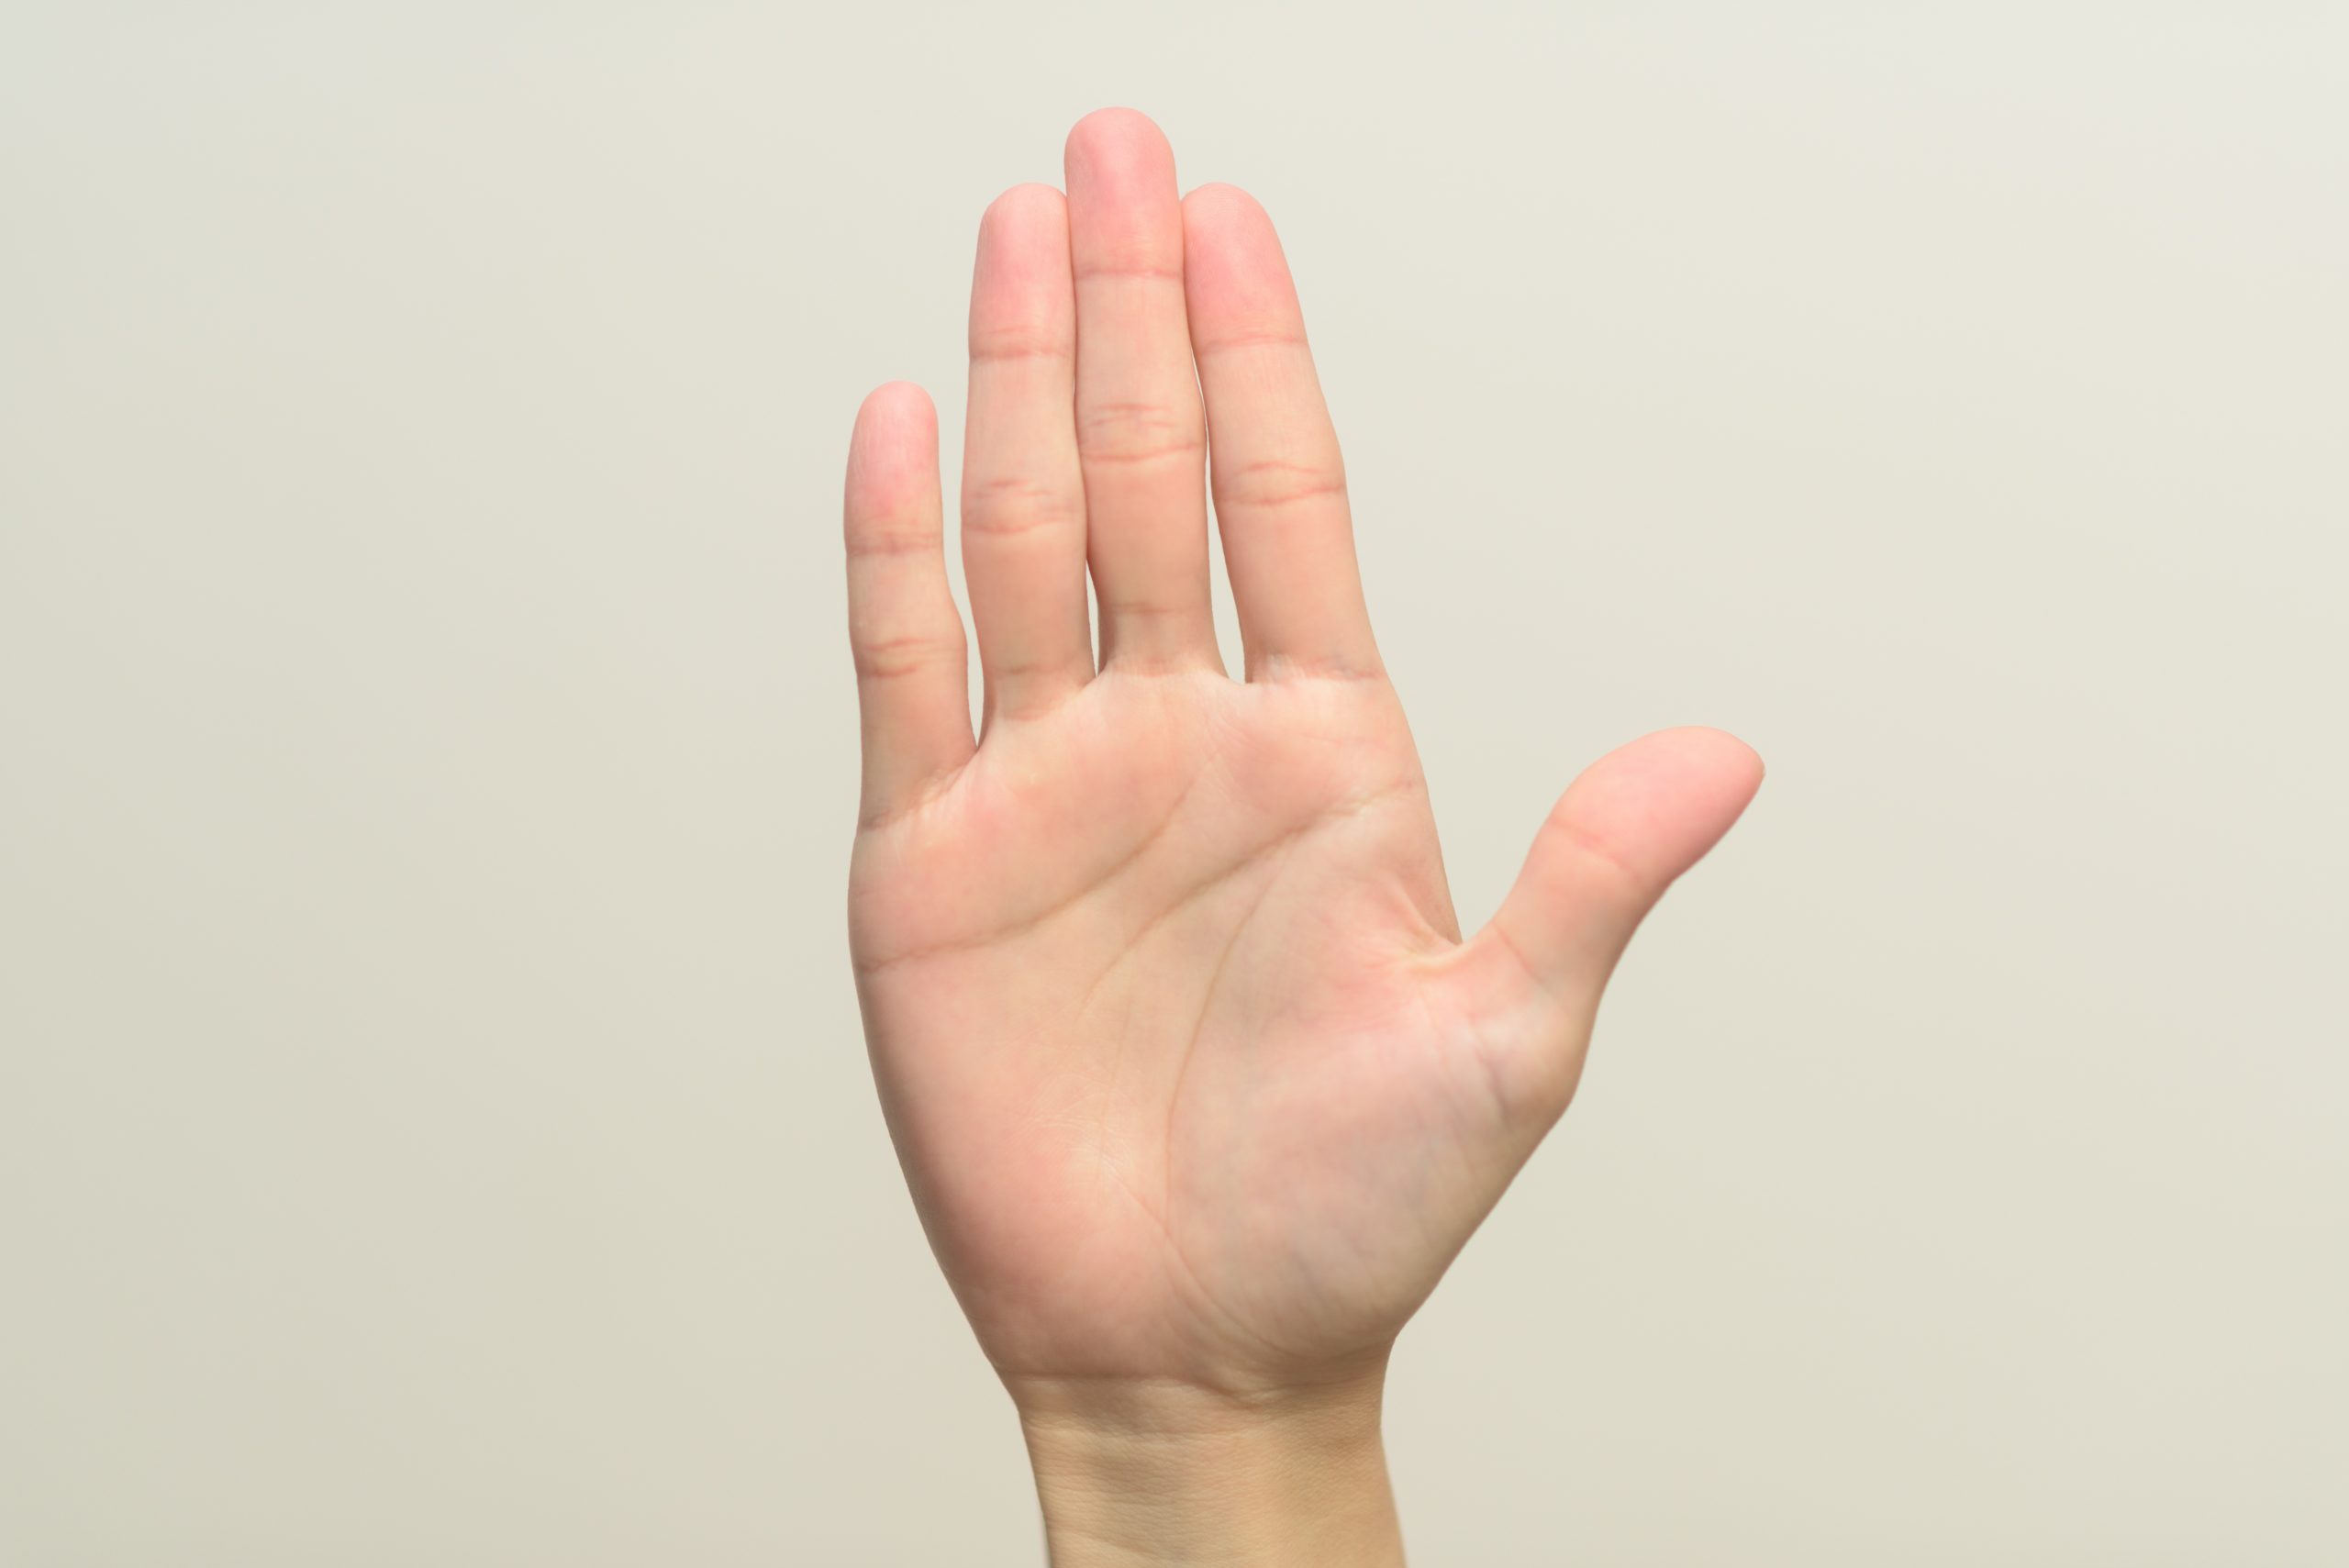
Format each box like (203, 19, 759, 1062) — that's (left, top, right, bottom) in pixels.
(1181, 183, 1379, 682)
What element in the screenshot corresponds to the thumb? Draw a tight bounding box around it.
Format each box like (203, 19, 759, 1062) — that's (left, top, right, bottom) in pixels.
(1445, 727, 1763, 1114)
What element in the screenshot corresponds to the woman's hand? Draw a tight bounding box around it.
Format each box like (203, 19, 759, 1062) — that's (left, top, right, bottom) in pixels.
(842, 108, 1762, 1564)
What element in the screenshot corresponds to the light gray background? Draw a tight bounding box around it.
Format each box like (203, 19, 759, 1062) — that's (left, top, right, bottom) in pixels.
(5, 4, 2343, 1563)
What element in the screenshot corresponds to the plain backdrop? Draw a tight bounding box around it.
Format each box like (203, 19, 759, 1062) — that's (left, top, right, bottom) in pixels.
(4, 4, 2344, 1563)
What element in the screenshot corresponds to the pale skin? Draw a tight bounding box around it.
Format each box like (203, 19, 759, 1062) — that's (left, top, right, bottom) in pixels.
(844, 109, 1764, 1565)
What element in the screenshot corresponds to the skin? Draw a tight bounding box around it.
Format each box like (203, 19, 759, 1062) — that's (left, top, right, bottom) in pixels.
(843, 109, 1764, 1565)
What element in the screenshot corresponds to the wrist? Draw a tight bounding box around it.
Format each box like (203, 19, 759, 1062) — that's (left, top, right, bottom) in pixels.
(1010, 1365, 1404, 1567)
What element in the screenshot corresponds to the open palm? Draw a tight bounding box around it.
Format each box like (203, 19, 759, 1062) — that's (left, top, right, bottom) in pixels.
(845, 111, 1761, 1405)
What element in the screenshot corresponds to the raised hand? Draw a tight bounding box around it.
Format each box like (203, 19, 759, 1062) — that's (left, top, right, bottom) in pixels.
(843, 109, 1762, 1564)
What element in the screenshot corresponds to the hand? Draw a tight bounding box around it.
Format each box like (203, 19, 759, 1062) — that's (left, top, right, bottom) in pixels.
(843, 108, 1762, 1564)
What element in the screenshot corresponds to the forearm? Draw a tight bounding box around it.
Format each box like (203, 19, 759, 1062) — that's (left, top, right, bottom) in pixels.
(1012, 1370, 1406, 1568)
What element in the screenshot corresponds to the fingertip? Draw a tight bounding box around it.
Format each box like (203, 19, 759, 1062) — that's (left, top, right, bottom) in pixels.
(1633, 725, 1765, 802)
(1181, 180, 1264, 223)
(1065, 106, 1172, 169)
(1678, 730, 1766, 840)
(855, 380, 936, 437)
(980, 182, 1068, 239)
(1181, 183, 1281, 266)
(854, 381, 938, 453)
(847, 383, 940, 516)
(972, 186, 1074, 350)
(1544, 727, 1764, 915)
(1181, 188, 1301, 342)
(1064, 108, 1183, 280)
